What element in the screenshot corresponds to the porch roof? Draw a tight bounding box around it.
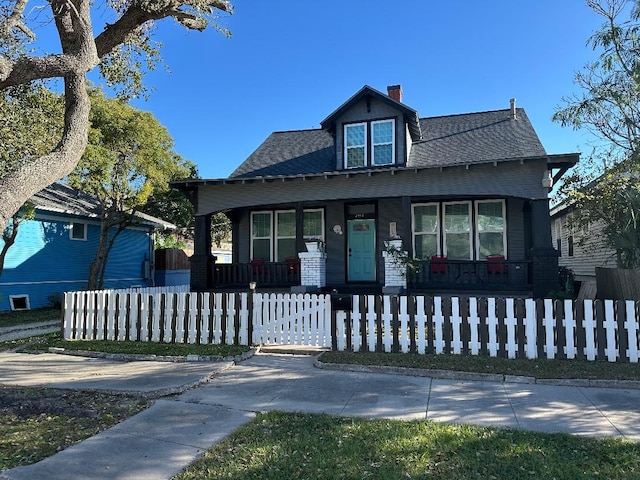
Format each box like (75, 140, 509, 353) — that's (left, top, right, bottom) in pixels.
(171, 152, 579, 190)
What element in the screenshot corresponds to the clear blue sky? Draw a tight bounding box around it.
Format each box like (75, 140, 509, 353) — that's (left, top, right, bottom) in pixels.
(121, 1, 603, 179)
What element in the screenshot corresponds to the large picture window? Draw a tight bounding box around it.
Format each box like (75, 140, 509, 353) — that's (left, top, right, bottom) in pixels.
(476, 200, 506, 258)
(444, 202, 472, 260)
(251, 209, 325, 261)
(412, 203, 439, 259)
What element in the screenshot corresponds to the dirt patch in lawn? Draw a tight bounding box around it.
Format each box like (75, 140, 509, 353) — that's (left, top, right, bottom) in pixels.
(0, 386, 150, 471)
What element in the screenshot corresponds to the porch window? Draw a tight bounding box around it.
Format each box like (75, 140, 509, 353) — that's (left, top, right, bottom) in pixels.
(303, 209, 324, 240)
(276, 210, 296, 261)
(251, 212, 272, 261)
(443, 202, 472, 260)
(372, 119, 394, 165)
(412, 203, 439, 258)
(476, 200, 506, 258)
(345, 123, 366, 168)
(251, 209, 325, 261)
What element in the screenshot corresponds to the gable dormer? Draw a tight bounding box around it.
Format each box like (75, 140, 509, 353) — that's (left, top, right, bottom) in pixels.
(320, 85, 422, 171)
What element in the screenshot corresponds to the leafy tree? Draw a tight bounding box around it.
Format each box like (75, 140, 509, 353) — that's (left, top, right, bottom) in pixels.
(0, 84, 62, 278)
(0, 0, 232, 234)
(68, 89, 196, 289)
(553, 0, 640, 268)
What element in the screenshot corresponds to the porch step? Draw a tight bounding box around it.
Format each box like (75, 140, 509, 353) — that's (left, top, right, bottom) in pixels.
(257, 344, 330, 356)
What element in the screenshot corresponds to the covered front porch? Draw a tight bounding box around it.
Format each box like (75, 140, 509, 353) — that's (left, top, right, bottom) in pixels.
(205, 256, 533, 296)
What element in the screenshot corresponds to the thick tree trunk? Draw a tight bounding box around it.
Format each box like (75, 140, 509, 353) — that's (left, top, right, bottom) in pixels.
(0, 213, 19, 279)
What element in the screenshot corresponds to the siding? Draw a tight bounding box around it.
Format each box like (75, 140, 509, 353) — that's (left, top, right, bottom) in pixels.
(551, 214, 616, 280)
(197, 159, 550, 216)
(0, 216, 153, 311)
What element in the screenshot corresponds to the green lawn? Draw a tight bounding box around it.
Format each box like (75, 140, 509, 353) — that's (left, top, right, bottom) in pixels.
(0, 307, 60, 328)
(175, 411, 640, 480)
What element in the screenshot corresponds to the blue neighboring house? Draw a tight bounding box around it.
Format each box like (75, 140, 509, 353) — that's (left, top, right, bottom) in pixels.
(0, 183, 175, 311)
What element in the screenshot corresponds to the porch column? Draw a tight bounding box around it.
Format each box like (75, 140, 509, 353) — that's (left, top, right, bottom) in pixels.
(382, 239, 407, 294)
(293, 250, 327, 292)
(190, 213, 213, 292)
(401, 196, 414, 258)
(530, 199, 559, 299)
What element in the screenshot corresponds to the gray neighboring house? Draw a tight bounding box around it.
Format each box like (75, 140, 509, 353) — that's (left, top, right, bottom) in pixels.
(172, 85, 579, 298)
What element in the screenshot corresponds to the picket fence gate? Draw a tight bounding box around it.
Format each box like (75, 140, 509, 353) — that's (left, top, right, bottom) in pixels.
(62, 289, 640, 363)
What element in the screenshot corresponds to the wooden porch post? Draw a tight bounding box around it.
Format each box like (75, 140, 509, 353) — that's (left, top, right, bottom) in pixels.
(295, 202, 305, 253)
(401, 196, 413, 258)
(190, 214, 213, 292)
(530, 199, 559, 299)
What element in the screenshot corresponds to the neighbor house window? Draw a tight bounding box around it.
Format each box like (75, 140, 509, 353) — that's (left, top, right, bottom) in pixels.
(275, 210, 296, 261)
(568, 235, 574, 257)
(344, 119, 396, 168)
(345, 123, 367, 168)
(9, 295, 30, 311)
(251, 209, 325, 261)
(251, 212, 272, 261)
(372, 119, 395, 165)
(443, 202, 472, 260)
(70, 222, 86, 241)
(412, 203, 439, 259)
(476, 200, 506, 258)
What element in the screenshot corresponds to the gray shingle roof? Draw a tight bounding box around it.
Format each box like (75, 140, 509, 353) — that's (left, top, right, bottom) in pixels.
(31, 182, 102, 217)
(230, 106, 547, 179)
(230, 129, 335, 177)
(30, 182, 175, 229)
(409, 108, 546, 168)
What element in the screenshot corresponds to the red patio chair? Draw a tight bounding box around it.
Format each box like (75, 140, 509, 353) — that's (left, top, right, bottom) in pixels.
(431, 255, 447, 274)
(486, 255, 507, 274)
(251, 258, 265, 275)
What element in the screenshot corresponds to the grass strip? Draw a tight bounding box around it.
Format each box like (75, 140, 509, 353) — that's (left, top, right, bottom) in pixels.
(176, 411, 640, 480)
(0, 308, 60, 328)
(321, 351, 640, 381)
(0, 387, 149, 471)
(23, 333, 249, 357)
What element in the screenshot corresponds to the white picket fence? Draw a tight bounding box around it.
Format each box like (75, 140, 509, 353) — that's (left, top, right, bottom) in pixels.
(62, 290, 640, 363)
(63, 290, 330, 348)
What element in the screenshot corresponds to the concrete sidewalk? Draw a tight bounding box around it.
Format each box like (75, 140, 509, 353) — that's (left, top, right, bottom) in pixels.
(1, 352, 640, 480)
(0, 320, 60, 342)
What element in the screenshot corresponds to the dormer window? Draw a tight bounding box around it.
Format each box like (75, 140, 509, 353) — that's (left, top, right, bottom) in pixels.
(344, 118, 395, 168)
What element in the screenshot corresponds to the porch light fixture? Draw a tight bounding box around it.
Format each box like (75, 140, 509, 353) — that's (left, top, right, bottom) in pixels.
(542, 170, 553, 188)
(332, 224, 343, 235)
(249, 281, 257, 291)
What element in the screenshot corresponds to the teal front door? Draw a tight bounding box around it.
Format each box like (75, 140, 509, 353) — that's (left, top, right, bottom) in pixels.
(347, 219, 376, 282)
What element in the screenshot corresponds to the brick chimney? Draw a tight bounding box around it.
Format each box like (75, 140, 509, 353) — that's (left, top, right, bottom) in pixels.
(387, 85, 402, 103)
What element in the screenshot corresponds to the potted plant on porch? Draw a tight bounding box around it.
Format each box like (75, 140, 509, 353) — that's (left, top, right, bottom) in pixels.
(305, 236, 325, 253)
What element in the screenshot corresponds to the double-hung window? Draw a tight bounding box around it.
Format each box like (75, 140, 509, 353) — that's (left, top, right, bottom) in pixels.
(303, 209, 324, 240)
(443, 202, 472, 260)
(275, 211, 296, 261)
(476, 200, 506, 258)
(372, 120, 395, 165)
(251, 212, 272, 261)
(412, 203, 439, 259)
(345, 123, 367, 168)
(344, 119, 395, 168)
